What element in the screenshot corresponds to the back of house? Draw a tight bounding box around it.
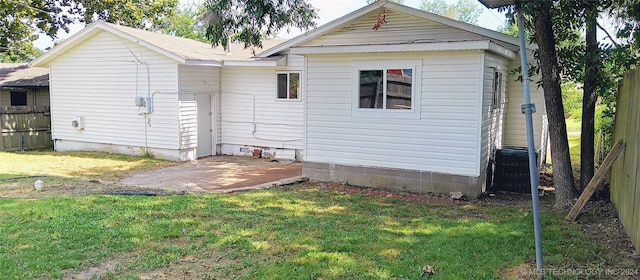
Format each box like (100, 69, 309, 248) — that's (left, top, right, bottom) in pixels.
(30, 1, 546, 197)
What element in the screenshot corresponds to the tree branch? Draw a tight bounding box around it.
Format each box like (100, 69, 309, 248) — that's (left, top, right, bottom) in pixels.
(597, 22, 621, 47)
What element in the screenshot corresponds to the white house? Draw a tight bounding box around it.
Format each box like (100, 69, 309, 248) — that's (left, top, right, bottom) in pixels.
(31, 1, 546, 196)
(259, 1, 546, 196)
(30, 23, 303, 161)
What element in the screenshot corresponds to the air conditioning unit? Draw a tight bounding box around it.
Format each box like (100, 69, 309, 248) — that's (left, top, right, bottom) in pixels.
(71, 116, 85, 130)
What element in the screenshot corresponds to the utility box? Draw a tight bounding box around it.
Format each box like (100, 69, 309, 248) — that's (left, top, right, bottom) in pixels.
(492, 147, 538, 193)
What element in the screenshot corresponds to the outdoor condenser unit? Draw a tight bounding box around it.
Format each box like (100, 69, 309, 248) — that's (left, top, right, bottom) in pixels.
(71, 116, 85, 130)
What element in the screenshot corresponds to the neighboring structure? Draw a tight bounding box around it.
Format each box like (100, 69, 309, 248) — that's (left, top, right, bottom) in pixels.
(31, 22, 302, 161)
(0, 64, 49, 107)
(0, 64, 52, 151)
(31, 1, 546, 196)
(258, 1, 546, 196)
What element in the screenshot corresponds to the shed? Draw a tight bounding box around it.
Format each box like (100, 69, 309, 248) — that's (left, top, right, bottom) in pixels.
(0, 63, 49, 107)
(257, 1, 547, 196)
(0, 64, 52, 151)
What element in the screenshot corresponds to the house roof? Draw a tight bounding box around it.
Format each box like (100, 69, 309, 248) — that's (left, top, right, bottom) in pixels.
(31, 21, 286, 67)
(212, 40, 289, 66)
(258, 0, 524, 58)
(0, 63, 49, 88)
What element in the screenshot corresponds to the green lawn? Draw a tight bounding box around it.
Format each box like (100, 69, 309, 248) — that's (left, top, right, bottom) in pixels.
(0, 186, 624, 279)
(0, 150, 178, 182)
(565, 118, 581, 132)
(0, 151, 630, 279)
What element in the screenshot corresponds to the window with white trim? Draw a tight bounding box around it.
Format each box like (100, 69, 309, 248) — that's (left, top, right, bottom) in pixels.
(359, 69, 413, 110)
(352, 60, 421, 118)
(277, 72, 301, 100)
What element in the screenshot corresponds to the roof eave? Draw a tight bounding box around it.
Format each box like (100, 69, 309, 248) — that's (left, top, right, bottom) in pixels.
(30, 24, 100, 67)
(222, 55, 287, 67)
(290, 40, 516, 59)
(258, 1, 527, 58)
(31, 22, 217, 67)
(184, 60, 222, 66)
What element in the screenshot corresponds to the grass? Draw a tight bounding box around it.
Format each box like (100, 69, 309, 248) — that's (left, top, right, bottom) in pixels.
(0, 186, 619, 279)
(569, 133, 581, 168)
(566, 118, 581, 132)
(0, 150, 178, 182)
(0, 151, 630, 279)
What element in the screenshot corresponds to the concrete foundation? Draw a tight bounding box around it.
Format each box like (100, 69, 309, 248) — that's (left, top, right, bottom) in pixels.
(54, 139, 196, 161)
(220, 144, 301, 161)
(303, 161, 483, 197)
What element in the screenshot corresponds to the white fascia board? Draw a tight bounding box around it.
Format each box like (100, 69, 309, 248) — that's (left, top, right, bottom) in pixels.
(488, 42, 516, 59)
(30, 24, 100, 67)
(184, 60, 223, 66)
(222, 56, 287, 67)
(98, 24, 188, 64)
(290, 41, 515, 58)
(388, 3, 524, 48)
(257, 1, 527, 58)
(30, 22, 190, 66)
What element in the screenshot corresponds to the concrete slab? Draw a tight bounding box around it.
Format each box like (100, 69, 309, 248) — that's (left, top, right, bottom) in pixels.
(120, 156, 302, 193)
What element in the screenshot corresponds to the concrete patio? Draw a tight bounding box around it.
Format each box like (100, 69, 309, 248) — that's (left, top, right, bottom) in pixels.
(120, 156, 303, 193)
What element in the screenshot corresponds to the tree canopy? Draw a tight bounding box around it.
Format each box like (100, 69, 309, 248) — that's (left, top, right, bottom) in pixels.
(420, 0, 483, 24)
(0, 0, 179, 62)
(202, 0, 318, 49)
(499, 0, 639, 207)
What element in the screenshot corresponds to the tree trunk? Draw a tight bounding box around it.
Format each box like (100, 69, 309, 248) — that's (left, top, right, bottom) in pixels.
(581, 9, 599, 190)
(534, 5, 579, 208)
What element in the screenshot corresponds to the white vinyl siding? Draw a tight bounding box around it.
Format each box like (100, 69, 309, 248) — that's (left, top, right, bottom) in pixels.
(47, 31, 179, 150)
(220, 66, 303, 150)
(177, 65, 220, 149)
(503, 54, 545, 148)
(480, 53, 509, 189)
(302, 9, 516, 51)
(305, 51, 483, 176)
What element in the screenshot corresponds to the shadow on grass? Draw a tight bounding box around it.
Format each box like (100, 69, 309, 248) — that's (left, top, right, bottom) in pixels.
(0, 186, 612, 279)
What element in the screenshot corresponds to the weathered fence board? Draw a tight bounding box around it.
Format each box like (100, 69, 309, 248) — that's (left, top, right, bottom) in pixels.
(0, 106, 52, 151)
(610, 68, 640, 248)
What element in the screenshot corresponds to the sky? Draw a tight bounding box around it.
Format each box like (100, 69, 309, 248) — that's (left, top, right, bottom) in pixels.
(33, 0, 508, 50)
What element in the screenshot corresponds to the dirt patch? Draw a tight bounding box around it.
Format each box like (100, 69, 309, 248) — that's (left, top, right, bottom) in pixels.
(0, 177, 181, 199)
(62, 243, 274, 280)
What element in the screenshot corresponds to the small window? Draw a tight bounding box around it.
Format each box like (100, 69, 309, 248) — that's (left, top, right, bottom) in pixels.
(10, 91, 27, 106)
(359, 68, 413, 110)
(277, 72, 300, 100)
(492, 71, 502, 110)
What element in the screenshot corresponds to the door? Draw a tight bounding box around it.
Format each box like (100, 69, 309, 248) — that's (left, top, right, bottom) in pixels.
(197, 94, 213, 158)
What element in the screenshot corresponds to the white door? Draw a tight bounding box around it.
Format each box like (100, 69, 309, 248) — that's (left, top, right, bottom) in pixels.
(197, 94, 213, 158)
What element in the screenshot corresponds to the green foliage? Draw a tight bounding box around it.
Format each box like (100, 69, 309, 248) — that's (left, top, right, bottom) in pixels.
(161, 3, 208, 43)
(420, 0, 483, 24)
(203, 0, 318, 49)
(561, 82, 583, 120)
(497, 22, 519, 37)
(0, 0, 179, 63)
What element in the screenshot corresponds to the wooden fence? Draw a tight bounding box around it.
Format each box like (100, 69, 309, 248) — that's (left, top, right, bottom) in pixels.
(0, 106, 52, 151)
(610, 68, 640, 248)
